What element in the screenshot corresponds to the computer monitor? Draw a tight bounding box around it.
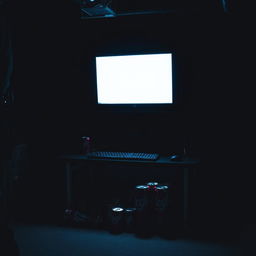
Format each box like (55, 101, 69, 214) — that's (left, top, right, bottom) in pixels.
(93, 52, 178, 112)
(87, 51, 183, 153)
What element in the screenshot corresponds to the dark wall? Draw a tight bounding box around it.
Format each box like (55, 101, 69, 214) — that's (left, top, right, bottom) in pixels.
(10, 1, 82, 153)
(9, 4, 237, 156)
(11, 11, 190, 155)
(77, 14, 192, 155)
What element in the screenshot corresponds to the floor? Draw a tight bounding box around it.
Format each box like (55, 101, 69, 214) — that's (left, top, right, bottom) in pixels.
(12, 223, 240, 256)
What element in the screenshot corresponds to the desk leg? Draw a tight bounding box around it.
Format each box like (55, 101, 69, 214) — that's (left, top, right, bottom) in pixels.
(183, 167, 189, 232)
(66, 161, 72, 209)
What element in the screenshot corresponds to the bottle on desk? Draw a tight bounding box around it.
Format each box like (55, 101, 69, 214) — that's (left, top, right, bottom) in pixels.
(81, 136, 91, 155)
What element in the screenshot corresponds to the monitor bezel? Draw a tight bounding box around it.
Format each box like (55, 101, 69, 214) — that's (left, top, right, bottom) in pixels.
(90, 50, 182, 113)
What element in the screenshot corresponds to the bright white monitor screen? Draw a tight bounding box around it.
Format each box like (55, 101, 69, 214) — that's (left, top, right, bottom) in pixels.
(96, 53, 173, 104)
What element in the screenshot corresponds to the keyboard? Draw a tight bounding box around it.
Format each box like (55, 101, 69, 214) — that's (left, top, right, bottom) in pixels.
(87, 151, 159, 161)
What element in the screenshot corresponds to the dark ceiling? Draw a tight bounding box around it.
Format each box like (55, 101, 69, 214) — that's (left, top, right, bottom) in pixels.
(110, 0, 223, 13)
(79, 0, 225, 18)
(1, 0, 248, 20)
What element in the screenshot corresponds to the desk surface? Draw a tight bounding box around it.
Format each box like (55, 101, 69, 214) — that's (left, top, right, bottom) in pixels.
(60, 154, 200, 167)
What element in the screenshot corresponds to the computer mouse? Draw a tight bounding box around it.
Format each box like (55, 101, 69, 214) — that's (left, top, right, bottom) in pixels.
(169, 154, 183, 161)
